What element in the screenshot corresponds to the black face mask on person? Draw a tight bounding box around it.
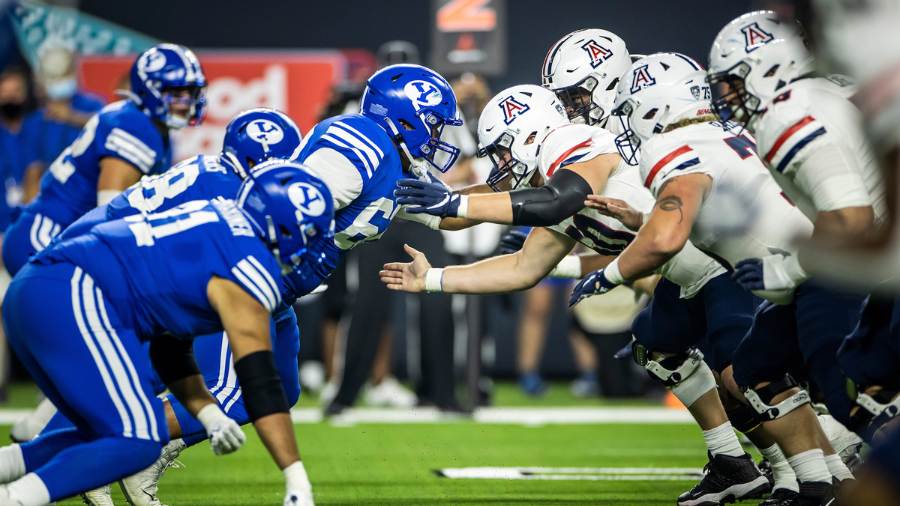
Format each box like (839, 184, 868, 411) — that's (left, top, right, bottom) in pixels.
(0, 101, 25, 120)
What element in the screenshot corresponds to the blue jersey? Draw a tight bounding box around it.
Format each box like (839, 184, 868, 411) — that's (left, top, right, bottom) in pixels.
(60, 154, 241, 241)
(37, 199, 281, 340)
(31, 100, 171, 227)
(293, 114, 403, 286)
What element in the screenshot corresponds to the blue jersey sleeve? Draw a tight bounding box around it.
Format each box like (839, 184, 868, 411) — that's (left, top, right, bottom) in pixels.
(95, 106, 165, 175)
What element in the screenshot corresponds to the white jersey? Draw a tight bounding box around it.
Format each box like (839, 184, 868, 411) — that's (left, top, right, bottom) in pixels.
(640, 121, 814, 303)
(755, 76, 886, 223)
(538, 123, 725, 298)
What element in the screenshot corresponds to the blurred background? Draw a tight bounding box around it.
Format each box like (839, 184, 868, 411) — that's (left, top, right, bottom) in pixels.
(0, 0, 783, 412)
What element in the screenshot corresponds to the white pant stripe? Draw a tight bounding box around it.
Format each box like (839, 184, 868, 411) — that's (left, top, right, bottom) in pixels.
(70, 267, 134, 438)
(79, 274, 152, 440)
(208, 333, 230, 398)
(94, 286, 160, 441)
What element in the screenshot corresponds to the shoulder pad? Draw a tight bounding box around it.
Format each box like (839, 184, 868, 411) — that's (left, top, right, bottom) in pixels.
(539, 124, 616, 179)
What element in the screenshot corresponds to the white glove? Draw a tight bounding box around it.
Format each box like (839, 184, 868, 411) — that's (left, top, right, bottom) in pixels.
(196, 403, 246, 455)
(761, 253, 808, 291)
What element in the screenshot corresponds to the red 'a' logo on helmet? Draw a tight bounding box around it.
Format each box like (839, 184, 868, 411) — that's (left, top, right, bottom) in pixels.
(630, 65, 656, 94)
(741, 22, 775, 53)
(581, 40, 613, 68)
(498, 95, 530, 125)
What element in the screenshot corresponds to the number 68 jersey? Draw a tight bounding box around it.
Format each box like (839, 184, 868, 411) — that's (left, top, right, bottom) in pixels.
(35, 199, 281, 341)
(539, 124, 725, 298)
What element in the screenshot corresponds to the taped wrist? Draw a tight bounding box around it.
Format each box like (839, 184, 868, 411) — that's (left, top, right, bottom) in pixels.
(508, 170, 592, 227)
(234, 350, 289, 420)
(150, 335, 200, 385)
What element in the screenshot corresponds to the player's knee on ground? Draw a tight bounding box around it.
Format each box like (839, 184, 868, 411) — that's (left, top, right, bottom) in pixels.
(743, 374, 811, 421)
(847, 383, 900, 442)
(633, 345, 715, 407)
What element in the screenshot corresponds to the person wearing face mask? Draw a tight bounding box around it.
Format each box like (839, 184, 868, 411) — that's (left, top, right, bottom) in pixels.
(0, 66, 43, 227)
(33, 46, 104, 203)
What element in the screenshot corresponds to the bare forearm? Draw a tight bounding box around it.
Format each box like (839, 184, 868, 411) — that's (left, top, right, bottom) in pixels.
(442, 253, 545, 293)
(464, 193, 515, 224)
(167, 374, 216, 416)
(22, 163, 44, 204)
(253, 412, 301, 469)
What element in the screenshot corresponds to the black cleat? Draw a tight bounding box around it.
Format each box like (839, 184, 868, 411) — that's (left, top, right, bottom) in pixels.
(677, 452, 770, 506)
(797, 481, 834, 506)
(759, 488, 800, 506)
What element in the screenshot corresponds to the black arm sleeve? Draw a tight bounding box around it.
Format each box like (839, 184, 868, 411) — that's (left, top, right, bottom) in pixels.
(149, 334, 201, 385)
(507, 169, 593, 227)
(234, 350, 289, 420)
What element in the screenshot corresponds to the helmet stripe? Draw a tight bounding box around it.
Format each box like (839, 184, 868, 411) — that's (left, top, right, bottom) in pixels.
(543, 31, 580, 78)
(673, 53, 703, 71)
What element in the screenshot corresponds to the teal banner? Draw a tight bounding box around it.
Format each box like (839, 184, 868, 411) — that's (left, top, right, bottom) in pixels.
(10, 1, 156, 66)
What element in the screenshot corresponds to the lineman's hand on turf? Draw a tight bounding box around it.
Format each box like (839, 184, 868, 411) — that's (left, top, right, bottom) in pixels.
(569, 269, 620, 306)
(394, 178, 463, 217)
(584, 195, 643, 231)
(380, 244, 431, 292)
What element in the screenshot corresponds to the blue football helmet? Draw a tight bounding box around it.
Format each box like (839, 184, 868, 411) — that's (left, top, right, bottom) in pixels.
(360, 64, 463, 172)
(220, 108, 303, 179)
(129, 43, 207, 129)
(236, 160, 335, 275)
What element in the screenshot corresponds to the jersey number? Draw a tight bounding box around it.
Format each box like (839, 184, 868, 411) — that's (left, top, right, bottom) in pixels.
(723, 135, 756, 160)
(564, 214, 634, 256)
(334, 197, 398, 250)
(126, 200, 219, 247)
(49, 114, 100, 184)
(126, 159, 204, 213)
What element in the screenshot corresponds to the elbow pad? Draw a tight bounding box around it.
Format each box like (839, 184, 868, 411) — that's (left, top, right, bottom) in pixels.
(150, 334, 200, 385)
(508, 169, 592, 226)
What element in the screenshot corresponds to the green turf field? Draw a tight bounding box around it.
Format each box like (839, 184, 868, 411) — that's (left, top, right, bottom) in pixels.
(0, 383, 766, 505)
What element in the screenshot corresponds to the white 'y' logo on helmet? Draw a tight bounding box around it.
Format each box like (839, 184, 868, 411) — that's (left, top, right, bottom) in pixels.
(288, 182, 326, 217)
(246, 120, 285, 153)
(404, 80, 443, 111)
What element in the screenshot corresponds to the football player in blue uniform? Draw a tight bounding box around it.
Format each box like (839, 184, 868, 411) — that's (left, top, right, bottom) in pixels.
(288, 63, 462, 294)
(0, 161, 334, 506)
(13, 108, 306, 505)
(2, 43, 206, 276)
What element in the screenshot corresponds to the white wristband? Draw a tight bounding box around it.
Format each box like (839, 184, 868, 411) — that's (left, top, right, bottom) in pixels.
(424, 268, 444, 292)
(456, 195, 469, 219)
(97, 189, 119, 206)
(284, 461, 312, 492)
(549, 256, 582, 279)
(604, 258, 625, 284)
(196, 403, 228, 432)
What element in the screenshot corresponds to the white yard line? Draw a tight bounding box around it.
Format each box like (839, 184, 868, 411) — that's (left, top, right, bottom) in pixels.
(436, 466, 704, 481)
(0, 406, 693, 426)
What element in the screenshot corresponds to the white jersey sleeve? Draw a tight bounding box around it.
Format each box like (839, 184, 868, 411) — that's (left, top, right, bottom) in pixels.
(537, 124, 617, 180)
(638, 134, 710, 196)
(299, 147, 364, 210)
(756, 80, 875, 218)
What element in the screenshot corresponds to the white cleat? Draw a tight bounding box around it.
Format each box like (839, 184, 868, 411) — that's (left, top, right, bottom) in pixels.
(119, 439, 186, 506)
(363, 377, 417, 408)
(81, 485, 114, 506)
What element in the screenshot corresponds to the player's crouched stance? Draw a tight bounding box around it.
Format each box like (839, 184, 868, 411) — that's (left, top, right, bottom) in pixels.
(0, 162, 334, 506)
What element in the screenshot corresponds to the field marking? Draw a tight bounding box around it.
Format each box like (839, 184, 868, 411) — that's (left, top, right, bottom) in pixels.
(0, 406, 693, 426)
(436, 466, 704, 481)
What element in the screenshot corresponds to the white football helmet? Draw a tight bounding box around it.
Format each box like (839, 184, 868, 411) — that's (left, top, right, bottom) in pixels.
(613, 53, 711, 165)
(477, 85, 569, 191)
(708, 11, 812, 131)
(541, 29, 631, 127)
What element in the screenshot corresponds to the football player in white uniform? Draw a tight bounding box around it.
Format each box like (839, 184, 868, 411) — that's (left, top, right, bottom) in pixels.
(571, 52, 857, 504)
(385, 84, 771, 505)
(709, 11, 893, 461)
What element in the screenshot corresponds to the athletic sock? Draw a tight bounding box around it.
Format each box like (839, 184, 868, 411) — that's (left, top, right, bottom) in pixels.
(759, 444, 799, 492)
(0, 444, 25, 484)
(702, 422, 745, 457)
(6, 472, 50, 506)
(786, 449, 831, 484)
(824, 453, 854, 481)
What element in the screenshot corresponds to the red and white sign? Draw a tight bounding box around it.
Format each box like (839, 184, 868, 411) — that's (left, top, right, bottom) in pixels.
(79, 51, 348, 160)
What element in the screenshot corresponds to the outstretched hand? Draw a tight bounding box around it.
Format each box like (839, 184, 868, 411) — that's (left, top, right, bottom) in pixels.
(584, 195, 643, 231)
(380, 244, 433, 292)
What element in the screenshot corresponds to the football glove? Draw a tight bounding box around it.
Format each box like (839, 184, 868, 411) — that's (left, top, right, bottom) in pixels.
(196, 403, 246, 455)
(498, 227, 530, 254)
(569, 269, 620, 306)
(394, 178, 464, 218)
(733, 254, 807, 292)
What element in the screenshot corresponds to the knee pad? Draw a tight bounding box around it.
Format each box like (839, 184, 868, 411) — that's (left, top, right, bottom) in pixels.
(743, 373, 811, 421)
(846, 381, 900, 440)
(726, 403, 762, 433)
(634, 345, 714, 406)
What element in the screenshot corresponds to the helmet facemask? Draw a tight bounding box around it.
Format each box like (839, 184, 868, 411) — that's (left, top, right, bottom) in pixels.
(160, 85, 206, 129)
(708, 61, 761, 130)
(612, 100, 641, 166)
(418, 111, 463, 173)
(480, 131, 540, 191)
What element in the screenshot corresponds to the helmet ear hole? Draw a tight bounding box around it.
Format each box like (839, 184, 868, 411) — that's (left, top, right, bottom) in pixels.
(606, 78, 619, 91)
(398, 119, 415, 131)
(643, 108, 658, 120)
(525, 132, 538, 145)
(764, 64, 780, 78)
